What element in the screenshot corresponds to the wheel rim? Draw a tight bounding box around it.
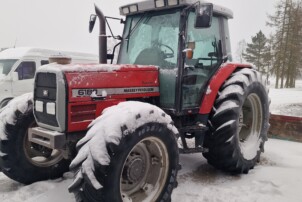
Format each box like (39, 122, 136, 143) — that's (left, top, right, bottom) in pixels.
(23, 122, 64, 167)
(120, 137, 169, 202)
(238, 93, 263, 160)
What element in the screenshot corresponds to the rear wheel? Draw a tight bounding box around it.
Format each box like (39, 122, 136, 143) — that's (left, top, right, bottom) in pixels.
(0, 98, 70, 184)
(203, 68, 270, 174)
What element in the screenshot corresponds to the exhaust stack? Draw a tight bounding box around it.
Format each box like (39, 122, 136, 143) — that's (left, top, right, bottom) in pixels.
(95, 5, 107, 64)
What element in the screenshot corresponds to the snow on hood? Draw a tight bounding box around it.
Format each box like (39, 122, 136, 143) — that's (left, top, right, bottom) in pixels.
(39, 63, 158, 74)
(69, 101, 178, 190)
(0, 93, 33, 140)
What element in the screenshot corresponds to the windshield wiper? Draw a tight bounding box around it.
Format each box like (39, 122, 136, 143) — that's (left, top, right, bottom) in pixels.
(126, 14, 148, 52)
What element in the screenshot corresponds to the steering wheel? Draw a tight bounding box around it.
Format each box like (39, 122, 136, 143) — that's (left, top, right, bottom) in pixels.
(152, 41, 174, 59)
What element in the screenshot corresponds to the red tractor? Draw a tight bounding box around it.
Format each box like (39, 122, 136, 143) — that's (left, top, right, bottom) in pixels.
(0, 1, 269, 201)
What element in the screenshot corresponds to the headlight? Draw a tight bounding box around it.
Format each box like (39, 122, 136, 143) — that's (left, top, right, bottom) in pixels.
(46, 102, 56, 115)
(129, 4, 138, 13)
(155, 0, 165, 8)
(35, 100, 43, 112)
(122, 6, 130, 14)
(167, 0, 179, 6)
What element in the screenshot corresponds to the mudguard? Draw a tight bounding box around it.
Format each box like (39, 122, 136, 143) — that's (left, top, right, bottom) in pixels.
(199, 63, 252, 114)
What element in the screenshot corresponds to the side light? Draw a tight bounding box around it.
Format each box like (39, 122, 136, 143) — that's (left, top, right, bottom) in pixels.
(46, 102, 56, 115)
(155, 0, 166, 8)
(35, 100, 43, 112)
(129, 4, 138, 13)
(167, 0, 179, 6)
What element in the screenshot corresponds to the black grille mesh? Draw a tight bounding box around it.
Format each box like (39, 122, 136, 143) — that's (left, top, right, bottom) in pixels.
(34, 73, 59, 127)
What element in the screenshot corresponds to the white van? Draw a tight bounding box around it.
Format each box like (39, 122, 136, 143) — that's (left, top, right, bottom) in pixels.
(0, 47, 98, 108)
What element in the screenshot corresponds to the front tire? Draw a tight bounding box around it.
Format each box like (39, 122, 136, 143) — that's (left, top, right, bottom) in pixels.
(69, 102, 179, 202)
(0, 97, 70, 184)
(203, 68, 270, 174)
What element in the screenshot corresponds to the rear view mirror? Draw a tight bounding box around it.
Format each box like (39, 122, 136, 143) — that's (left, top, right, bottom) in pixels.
(195, 3, 213, 28)
(89, 14, 97, 33)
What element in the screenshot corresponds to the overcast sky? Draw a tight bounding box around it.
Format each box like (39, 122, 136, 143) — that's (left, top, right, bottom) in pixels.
(0, 0, 279, 57)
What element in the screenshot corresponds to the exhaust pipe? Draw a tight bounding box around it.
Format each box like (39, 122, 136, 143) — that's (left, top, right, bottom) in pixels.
(95, 5, 107, 64)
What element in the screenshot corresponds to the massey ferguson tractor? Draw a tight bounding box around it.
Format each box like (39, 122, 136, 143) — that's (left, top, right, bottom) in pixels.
(0, 0, 269, 201)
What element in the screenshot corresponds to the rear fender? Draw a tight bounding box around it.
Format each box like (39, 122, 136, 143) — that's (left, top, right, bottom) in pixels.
(199, 63, 252, 114)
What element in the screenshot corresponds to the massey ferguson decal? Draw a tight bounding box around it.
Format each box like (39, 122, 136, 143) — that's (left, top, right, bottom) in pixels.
(72, 87, 159, 97)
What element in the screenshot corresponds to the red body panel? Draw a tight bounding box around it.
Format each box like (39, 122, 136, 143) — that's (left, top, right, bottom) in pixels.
(68, 99, 125, 132)
(64, 64, 159, 132)
(199, 63, 251, 114)
(65, 66, 159, 102)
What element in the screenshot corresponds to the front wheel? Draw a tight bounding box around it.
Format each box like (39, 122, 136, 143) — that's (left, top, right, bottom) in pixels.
(0, 94, 70, 184)
(69, 102, 179, 202)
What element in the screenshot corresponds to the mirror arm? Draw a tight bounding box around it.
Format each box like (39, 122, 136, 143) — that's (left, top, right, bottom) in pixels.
(105, 16, 125, 40)
(109, 41, 122, 64)
(182, 1, 200, 14)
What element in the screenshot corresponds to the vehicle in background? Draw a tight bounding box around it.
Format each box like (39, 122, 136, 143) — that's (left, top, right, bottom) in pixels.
(0, 47, 98, 108)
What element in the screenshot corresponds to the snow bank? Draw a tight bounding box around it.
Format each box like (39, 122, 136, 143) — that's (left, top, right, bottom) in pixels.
(0, 93, 33, 140)
(69, 101, 178, 190)
(269, 80, 302, 117)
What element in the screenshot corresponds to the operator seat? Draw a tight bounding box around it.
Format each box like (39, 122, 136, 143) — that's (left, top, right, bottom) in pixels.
(134, 47, 165, 67)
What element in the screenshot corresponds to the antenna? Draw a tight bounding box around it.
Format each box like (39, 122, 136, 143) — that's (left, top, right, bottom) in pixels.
(13, 38, 18, 48)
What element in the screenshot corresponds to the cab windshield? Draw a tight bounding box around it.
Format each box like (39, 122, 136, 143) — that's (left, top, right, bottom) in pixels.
(0, 59, 18, 78)
(118, 10, 181, 69)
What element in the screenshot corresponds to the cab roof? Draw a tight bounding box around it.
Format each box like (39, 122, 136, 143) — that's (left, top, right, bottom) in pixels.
(120, 0, 233, 19)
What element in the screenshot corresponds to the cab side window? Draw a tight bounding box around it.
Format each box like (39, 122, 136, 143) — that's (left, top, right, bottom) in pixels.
(15, 61, 36, 80)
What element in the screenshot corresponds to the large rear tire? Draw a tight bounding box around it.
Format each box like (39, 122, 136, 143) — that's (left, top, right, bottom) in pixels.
(0, 98, 70, 184)
(69, 102, 179, 202)
(203, 68, 270, 174)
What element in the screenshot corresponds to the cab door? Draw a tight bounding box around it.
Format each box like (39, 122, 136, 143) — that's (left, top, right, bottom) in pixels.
(181, 12, 222, 110)
(12, 60, 37, 96)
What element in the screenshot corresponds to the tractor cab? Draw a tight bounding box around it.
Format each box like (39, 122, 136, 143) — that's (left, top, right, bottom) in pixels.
(116, 0, 233, 115)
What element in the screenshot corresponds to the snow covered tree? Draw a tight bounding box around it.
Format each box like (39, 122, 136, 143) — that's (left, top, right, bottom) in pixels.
(235, 39, 247, 63)
(268, 0, 302, 88)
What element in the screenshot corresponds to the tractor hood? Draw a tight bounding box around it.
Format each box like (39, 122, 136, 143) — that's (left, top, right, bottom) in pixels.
(37, 63, 160, 103)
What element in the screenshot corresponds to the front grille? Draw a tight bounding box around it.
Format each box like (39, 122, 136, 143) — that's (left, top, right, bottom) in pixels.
(34, 73, 59, 127)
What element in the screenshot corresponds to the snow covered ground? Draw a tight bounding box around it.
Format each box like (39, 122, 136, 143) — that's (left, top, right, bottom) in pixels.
(269, 79, 302, 117)
(1, 139, 302, 202)
(0, 79, 301, 202)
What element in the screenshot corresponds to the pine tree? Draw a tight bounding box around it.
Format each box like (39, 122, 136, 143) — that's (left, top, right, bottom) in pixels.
(268, 0, 302, 88)
(242, 31, 268, 73)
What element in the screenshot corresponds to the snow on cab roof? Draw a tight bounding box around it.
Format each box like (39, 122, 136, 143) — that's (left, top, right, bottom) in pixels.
(0, 47, 98, 61)
(120, 0, 233, 19)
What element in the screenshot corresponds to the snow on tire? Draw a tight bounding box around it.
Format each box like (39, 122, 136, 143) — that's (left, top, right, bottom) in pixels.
(203, 68, 270, 174)
(0, 93, 70, 184)
(68, 101, 179, 202)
